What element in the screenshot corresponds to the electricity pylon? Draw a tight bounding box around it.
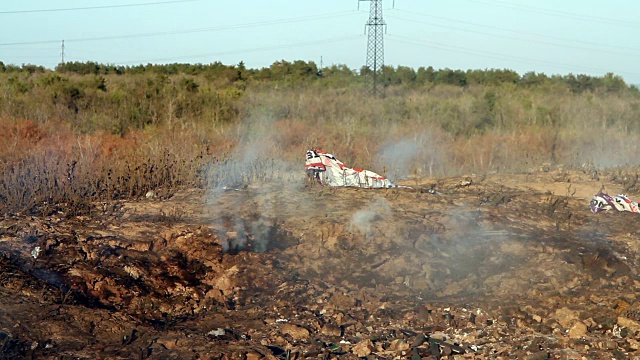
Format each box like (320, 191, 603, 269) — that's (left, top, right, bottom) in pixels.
(359, 0, 386, 96)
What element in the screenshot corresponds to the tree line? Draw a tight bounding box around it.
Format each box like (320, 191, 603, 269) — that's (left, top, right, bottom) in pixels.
(0, 60, 635, 94)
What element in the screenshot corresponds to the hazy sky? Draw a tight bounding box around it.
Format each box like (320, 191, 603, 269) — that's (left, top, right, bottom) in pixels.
(2, 0, 639, 83)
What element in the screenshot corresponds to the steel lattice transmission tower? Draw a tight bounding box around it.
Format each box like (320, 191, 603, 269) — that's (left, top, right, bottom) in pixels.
(360, 0, 386, 95)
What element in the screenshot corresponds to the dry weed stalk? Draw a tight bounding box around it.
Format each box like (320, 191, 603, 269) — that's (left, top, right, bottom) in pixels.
(0, 77, 639, 214)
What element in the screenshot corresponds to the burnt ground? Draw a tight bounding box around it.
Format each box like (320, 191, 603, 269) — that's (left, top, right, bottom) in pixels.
(2, 168, 640, 359)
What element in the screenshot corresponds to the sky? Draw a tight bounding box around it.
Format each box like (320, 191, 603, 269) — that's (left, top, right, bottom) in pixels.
(1, 0, 640, 84)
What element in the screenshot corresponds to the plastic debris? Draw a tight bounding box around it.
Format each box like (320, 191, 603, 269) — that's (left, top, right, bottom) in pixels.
(207, 328, 226, 337)
(591, 191, 640, 213)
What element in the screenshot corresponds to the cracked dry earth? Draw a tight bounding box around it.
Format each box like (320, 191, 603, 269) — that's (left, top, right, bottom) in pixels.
(3, 169, 640, 359)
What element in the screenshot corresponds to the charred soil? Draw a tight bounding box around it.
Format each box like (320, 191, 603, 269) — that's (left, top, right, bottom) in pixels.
(2, 168, 640, 359)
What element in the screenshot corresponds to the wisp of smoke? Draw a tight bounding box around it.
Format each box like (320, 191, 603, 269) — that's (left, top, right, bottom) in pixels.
(376, 140, 418, 180)
(350, 197, 391, 237)
(203, 114, 305, 254)
(569, 130, 640, 169)
(374, 130, 452, 180)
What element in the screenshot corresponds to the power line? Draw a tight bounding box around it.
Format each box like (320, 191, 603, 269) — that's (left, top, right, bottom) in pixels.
(0, 11, 359, 47)
(387, 34, 640, 78)
(113, 35, 364, 64)
(393, 8, 640, 54)
(463, 0, 640, 28)
(0, 0, 200, 14)
(5, 54, 59, 60)
(386, 14, 640, 59)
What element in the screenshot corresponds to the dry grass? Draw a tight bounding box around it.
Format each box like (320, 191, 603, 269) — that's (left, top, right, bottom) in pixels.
(0, 123, 212, 215)
(1, 77, 640, 215)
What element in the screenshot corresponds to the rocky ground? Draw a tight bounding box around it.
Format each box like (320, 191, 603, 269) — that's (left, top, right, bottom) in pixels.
(3, 167, 640, 359)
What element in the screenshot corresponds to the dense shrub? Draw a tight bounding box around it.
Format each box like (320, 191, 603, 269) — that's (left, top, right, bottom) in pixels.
(1, 61, 639, 215)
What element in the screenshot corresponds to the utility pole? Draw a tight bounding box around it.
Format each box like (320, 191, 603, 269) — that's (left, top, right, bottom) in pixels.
(359, 0, 386, 96)
(60, 40, 65, 64)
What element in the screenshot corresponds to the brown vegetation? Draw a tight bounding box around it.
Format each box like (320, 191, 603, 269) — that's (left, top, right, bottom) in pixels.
(1, 64, 639, 215)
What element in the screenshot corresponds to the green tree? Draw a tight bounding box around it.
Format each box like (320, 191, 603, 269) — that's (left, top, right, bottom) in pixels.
(520, 71, 548, 87)
(602, 72, 626, 93)
(416, 66, 436, 84)
(435, 68, 467, 87)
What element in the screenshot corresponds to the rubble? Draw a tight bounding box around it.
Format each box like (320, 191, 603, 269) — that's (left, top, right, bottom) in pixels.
(1, 170, 640, 358)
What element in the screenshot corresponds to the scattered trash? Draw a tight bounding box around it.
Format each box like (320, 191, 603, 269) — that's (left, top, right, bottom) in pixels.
(222, 186, 241, 191)
(590, 191, 640, 213)
(31, 246, 41, 259)
(275, 318, 289, 323)
(207, 328, 226, 337)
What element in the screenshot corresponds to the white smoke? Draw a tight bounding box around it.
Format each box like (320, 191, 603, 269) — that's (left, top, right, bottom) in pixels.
(203, 113, 303, 254)
(350, 197, 391, 237)
(377, 140, 418, 180)
(374, 129, 452, 181)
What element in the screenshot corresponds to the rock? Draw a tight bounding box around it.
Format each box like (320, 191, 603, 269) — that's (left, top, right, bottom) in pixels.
(561, 349, 581, 360)
(222, 352, 248, 360)
(204, 288, 227, 303)
(411, 333, 426, 347)
(280, 324, 310, 341)
(614, 299, 631, 315)
(351, 339, 373, 357)
(330, 292, 356, 309)
(568, 321, 587, 338)
(431, 332, 447, 341)
(245, 352, 263, 360)
(156, 336, 180, 350)
(123, 265, 143, 280)
(555, 307, 580, 328)
(526, 351, 550, 360)
(320, 323, 342, 337)
(389, 339, 410, 352)
(618, 317, 640, 333)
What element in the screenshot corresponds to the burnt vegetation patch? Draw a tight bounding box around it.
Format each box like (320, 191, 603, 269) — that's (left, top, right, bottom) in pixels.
(220, 217, 300, 255)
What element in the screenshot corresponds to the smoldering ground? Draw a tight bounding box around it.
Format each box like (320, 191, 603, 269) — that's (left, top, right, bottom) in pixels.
(349, 197, 392, 239)
(202, 114, 306, 254)
(197, 113, 635, 306)
(201, 131, 526, 301)
(5, 155, 639, 358)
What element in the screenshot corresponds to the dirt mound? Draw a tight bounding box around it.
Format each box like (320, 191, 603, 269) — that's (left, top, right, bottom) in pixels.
(2, 169, 640, 358)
